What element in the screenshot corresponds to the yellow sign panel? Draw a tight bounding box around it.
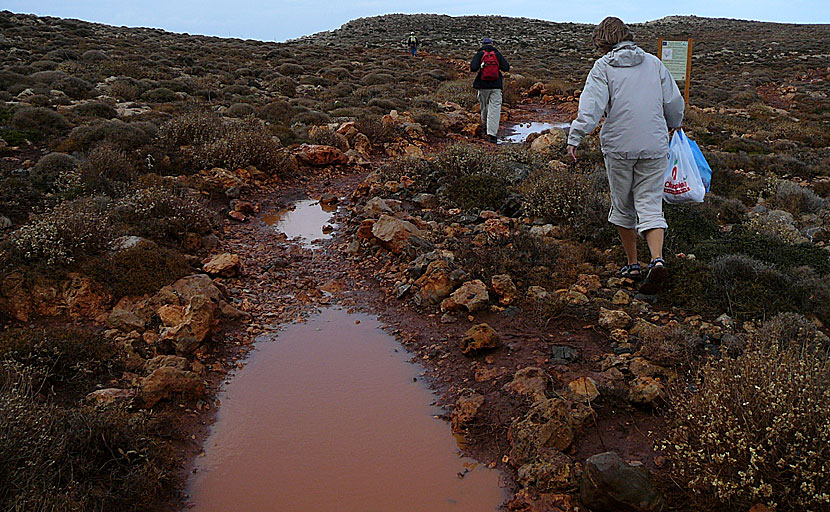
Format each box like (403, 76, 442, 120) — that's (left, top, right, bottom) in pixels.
(661, 40, 689, 82)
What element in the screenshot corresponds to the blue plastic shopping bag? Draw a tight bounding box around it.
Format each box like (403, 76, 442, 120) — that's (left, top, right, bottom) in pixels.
(663, 130, 705, 204)
(688, 139, 712, 193)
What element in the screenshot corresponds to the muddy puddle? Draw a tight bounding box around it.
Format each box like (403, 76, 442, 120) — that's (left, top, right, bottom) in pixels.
(185, 308, 507, 511)
(262, 198, 336, 247)
(500, 121, 571, 144)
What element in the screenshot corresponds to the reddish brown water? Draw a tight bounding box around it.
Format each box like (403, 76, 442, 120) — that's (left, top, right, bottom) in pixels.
(261, 199, 337, 247)
(186, 308, 507, 511)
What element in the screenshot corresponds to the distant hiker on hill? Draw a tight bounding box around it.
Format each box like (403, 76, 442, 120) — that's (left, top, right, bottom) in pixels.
(470, 37, 510, 143)
(407, 32, 419, 56)
(566, 17, 684, 294)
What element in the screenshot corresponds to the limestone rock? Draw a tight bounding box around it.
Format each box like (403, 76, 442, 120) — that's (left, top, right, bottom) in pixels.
(507, 489, 574, 512)
(568, 376, 600, 402)
(411, 193, 438, 209)
(363, 196, 394, 217)
(295, 144, 349, 166)
(371, 215, 422, 254)
(158, 304, 185, 327)
(145, 355, 190, 373)
(415, 259, 455, 304)
(203, 253, 241, 277)
(518, 450, 579, 493)
(450, 279, 489, 312)
(628, 376, 664, 407)
(599, 308, 632, 330)
(503, 367, 548, 399)
(612, 290, 632, 305)
(159, 294, 216, 355)
(509, 398, 574, 465)
(86, 388, 135, 407)
(140, 367, 204, 407)
(460, 323, 500, 354)
(580, 452, 666, 512)
(154, 274, 221, 306)
(530, 130, 567, 153)
(527, 286, 549, 301)
(451, 393, 485, 433)
(107, 297, 149, 332)
(492, 274, 518, 305)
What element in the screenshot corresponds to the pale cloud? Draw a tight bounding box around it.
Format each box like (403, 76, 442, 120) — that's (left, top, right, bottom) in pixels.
(5, 0, 828, 42)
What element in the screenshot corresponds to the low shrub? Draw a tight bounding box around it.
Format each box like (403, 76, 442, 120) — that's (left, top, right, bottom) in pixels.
(520, 167, 609, 230)
(190, 118, 288, 175)
(709, 254, 794, 320)
(309, 126, 348, 151)
(110, 80, 140, 101)
(354, 114, 394, 144)
(0, 327, 117, 390)
(277, 63, 304, 75)
(771, 180, 826, 215)
(0, 370, 178, 512)
(638, 326, 699, 368)
(694, 229, 830, 275)
(10, 106, 71, 137)
(141, 87, 178, 102)
(377, 155, 431, 184)
(257, 100, 292, 125)
(663, 327, 829, 511)
(65, 119, 156, 152)
(78, 144, 138, 194)
(72, 101, 117, 119)
(30, 152, 80, 193)
(10, 197, 113, 266)
(113, 187, 217, 243)
(226, 102, 255, 118)
(54, 76, 93, 99)
(458, 231, 561, 291)
(86, 241, 191, 298)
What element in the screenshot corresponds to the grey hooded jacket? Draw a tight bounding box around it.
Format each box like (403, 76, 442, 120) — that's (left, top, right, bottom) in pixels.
(567, 41, 684, 159)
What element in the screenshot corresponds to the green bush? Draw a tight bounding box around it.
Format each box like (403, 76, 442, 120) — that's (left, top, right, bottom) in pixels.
(694, 229, 830, 275)
(520, 167, 609, 230)
(226, 102, 255, 118)
(65, 119, 156, 152)
(771, 180, 826, 215)
(663, 327, 829, 511)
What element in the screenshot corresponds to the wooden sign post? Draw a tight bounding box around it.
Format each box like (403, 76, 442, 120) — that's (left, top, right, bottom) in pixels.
(658, 38, 693, 104)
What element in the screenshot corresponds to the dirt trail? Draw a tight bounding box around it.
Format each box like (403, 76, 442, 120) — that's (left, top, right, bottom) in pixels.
(183, 100, 664, 509)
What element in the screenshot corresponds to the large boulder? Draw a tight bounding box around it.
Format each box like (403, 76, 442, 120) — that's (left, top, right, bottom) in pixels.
(140, 367, 204, 407)
(580, 452, 666, 512)
(108, 296, 150, 331)
(449, 279, 490, 312)
(62, 273, 111, 320)
(459, 323, 500, 354)
(509, 398, 574, 465)
(371, 215, 423, 254)
(295, 144, 348, 166)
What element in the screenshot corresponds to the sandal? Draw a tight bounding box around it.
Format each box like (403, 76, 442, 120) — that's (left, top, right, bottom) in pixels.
(639, 258, 668, 295)
(617, 263, 643, 281)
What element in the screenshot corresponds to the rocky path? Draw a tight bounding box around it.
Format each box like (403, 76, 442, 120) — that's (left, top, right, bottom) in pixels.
(185, 102, 673, 510)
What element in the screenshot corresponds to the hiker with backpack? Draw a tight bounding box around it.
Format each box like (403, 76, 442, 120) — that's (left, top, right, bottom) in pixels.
(566, 17, 684, 294)
(407, 32, 419, 56)
(470, 37, 510, 143)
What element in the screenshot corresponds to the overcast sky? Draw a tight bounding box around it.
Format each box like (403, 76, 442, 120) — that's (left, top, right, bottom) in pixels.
(6, 0, 829, 41)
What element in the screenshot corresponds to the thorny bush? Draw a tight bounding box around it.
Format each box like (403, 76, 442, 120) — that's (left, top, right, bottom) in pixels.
(663, 315, 829, 511)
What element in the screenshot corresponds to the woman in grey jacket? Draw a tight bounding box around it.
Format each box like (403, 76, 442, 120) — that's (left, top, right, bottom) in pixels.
(567, 17, 684, 294)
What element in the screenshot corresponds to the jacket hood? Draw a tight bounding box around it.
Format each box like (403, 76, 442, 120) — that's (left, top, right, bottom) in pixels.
(604, 41, 645, 67)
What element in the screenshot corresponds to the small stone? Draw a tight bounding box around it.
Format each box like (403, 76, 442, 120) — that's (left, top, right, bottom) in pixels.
(598, 308, 631, 330)
(460, 323, 500, 354)
(628, 376, 664, 407)
(491, 274, 518, 305)
(450, 279, 490, 312)
(203, 253, 241, 277)
(568, 376, 600, 402)
(527, 286, 549, 301)
(503, 367, 548, 399)
(580, 451, 666, 512)
(86, 388, 135, 407)
(550, 345, 579, 364)
(451, 394, 485, 433)
(612, 290, 631, 305)
(140, 367, 204, 408)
